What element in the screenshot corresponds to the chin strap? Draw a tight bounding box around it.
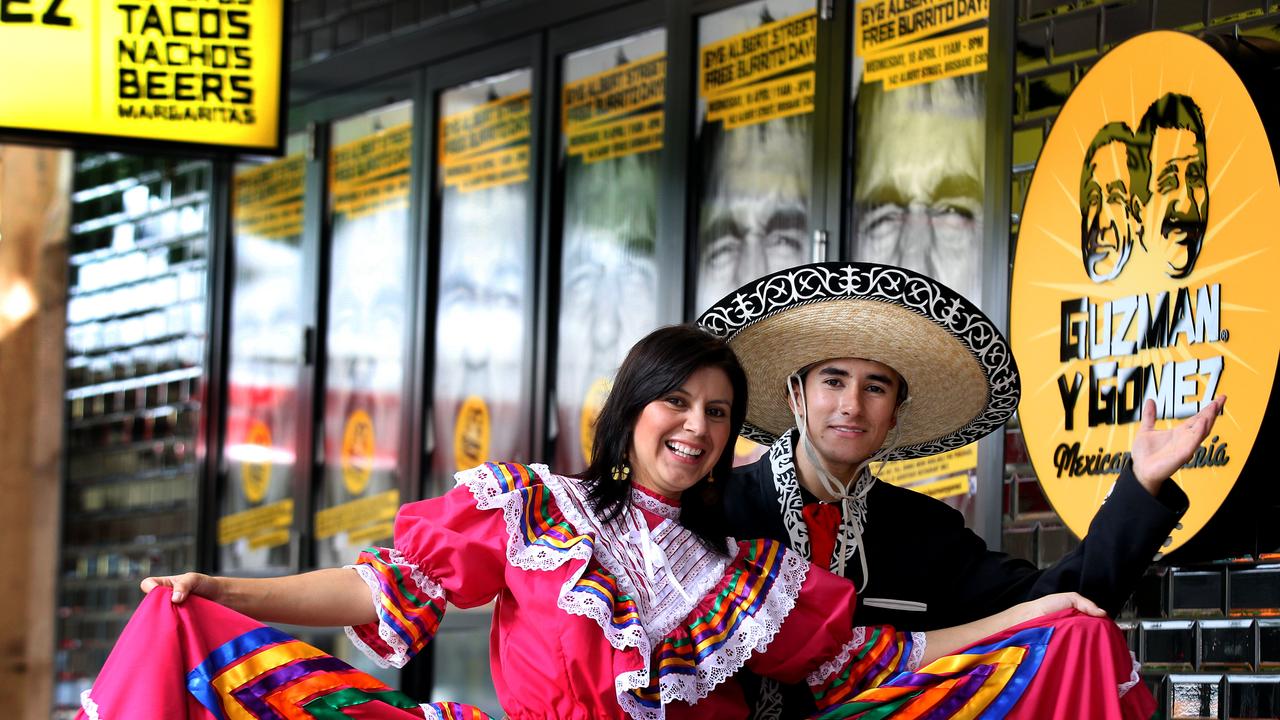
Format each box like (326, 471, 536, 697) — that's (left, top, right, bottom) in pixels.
(787, 374, 913, 592)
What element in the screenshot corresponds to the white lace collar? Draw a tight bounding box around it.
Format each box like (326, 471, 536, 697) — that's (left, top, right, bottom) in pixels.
(769, 431, 875, 575)
(630, 484, 681, 520)
(458, 464, 813, 719)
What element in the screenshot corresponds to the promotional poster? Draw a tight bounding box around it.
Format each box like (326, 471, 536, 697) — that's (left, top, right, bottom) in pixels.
(555, 30, 665, 471)
(217, 139, 305, 572)
(315, 103, 413, 568)
(1012, 32, 1280, 553)
(695, 0, 816, 316)
(852, 0, 989, 504)
(432, 71, 533, 496)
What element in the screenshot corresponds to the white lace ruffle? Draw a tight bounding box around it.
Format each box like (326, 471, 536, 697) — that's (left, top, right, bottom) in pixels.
(630, 487, 681, 519)
(907, 631, 927, 671)
(807, 626, 867, 687)
(343, 559, 446, 669)
(1117, 651, 1141, 698)
(459, 463, 598, 575)
(617, 547, 809, 719)
(80, 689, 102, 720)
(387, 547, 446, 599)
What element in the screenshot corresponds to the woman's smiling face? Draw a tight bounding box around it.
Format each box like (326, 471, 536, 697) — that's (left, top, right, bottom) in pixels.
(628, 366, 734, 499)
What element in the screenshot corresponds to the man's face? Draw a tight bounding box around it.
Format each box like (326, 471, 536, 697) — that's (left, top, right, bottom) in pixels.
(1082, 139, 1138, 281)
(791, 358, 901, 473)
(855, 85, 984, 303)
(696, 119, 810, 312)
(1145, 126, 1208, 278)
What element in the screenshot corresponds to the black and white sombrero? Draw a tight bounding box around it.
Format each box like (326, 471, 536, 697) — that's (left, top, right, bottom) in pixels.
(696, 262, 1020, 461)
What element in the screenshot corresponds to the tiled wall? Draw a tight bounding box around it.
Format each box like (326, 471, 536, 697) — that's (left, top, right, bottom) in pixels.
(288, 0, 505, 67)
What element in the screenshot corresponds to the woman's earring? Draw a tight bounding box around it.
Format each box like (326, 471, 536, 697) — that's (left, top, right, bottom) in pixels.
(707, 473, 716, 484)
(611, 463, 631, 482)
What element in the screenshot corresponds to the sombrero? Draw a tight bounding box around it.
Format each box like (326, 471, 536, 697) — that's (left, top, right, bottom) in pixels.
(697, 262, 1020, 461)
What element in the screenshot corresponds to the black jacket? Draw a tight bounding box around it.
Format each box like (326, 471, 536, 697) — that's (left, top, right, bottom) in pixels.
(722, 440, 1186, 716)
(724, 448, 1187, 630)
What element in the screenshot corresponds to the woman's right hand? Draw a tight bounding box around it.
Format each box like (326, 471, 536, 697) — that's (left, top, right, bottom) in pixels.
(140, 572, 222, 604)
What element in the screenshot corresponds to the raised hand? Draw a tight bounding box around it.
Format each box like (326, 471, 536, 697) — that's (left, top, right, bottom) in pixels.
(1131, 395, 1226, 493)
(140, 572, 221, 604)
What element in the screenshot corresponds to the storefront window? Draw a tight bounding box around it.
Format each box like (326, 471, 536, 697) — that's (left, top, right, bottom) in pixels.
(429, 68, 534, 715)
(554, 29, 666, 472)
(217, 133, 308, 574)
(314, 102, 414, 569)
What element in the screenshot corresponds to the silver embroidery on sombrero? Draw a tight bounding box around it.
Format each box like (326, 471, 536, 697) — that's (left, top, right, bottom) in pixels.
(699, 263, 1019, 460)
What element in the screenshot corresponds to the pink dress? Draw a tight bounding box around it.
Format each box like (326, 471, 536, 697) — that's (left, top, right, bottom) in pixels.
(77, 461, 1152, 719)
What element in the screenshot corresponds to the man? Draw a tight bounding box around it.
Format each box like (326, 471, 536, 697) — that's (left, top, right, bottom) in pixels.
(1136, 92, 1209, 279)
(1080, 122, 1147, 282)
(853, 76, 985, 304)
(699, 261, 1222, 716)
(695, 114, 811, 313)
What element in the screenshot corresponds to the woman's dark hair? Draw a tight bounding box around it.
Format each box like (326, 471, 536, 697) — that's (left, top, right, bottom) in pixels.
(577, 324, 748, 553)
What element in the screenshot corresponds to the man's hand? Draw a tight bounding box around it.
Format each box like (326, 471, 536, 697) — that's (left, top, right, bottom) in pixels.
(1131, 395, 1226, 494)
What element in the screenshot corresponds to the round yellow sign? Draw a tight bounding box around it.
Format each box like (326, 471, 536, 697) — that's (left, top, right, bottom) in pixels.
(1012, 32, 1280, 553)
(341, 409, 375, 496)
(579, 377, 612, 465)
(240, 418, 272, 504)
(454, 395, 491, 471)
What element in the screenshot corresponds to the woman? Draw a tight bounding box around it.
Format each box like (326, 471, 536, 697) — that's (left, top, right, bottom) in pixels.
(80, 325, 1146, 719)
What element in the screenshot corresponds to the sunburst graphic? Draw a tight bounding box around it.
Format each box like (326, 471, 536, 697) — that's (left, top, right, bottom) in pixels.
(1010, 32, 1280, 554)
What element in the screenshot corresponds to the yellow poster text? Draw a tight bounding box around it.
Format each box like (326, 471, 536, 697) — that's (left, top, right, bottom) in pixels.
(700, 9, 817, 98)
(706, 71, 815, 129)
(217, 499, 294, 546)
(856, 0, 989, 55)
(563, 54, 666, 132)
(440, 91, 532, 165)
(314, 489, 400, 540)
(864, 27, 987, 90)
(567, 111, 664, 163)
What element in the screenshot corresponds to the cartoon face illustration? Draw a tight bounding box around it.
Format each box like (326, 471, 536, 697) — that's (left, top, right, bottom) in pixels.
(1079, 122, 1144, 282)
(1136, 92, 1208, 279)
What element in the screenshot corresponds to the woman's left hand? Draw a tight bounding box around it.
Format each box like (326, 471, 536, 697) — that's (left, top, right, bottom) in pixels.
(1018, 591, 1107, 622)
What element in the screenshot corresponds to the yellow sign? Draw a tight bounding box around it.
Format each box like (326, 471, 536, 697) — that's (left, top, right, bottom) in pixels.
(234, 153, 304, 240)
(340, 409, 375, 496)
(0, 0, 284, 152)
(862, 27, 987, 90)
(563, 53, 665, 131)
(439, 90, 531, 192)
(699, 10, 817, 131)
(1011, 32, 1280, 553)
(240, 418, 272, 503)
(700, 10, 817, 97)
(454, 395, 491, 471)
(329, 123, 412, 219)
(579, 377, 612, 465)
(218, 499, 293, 548)
(314, 489, 399, 541)
(876, 443, 978, 500)
(856, 0, 989, 56)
